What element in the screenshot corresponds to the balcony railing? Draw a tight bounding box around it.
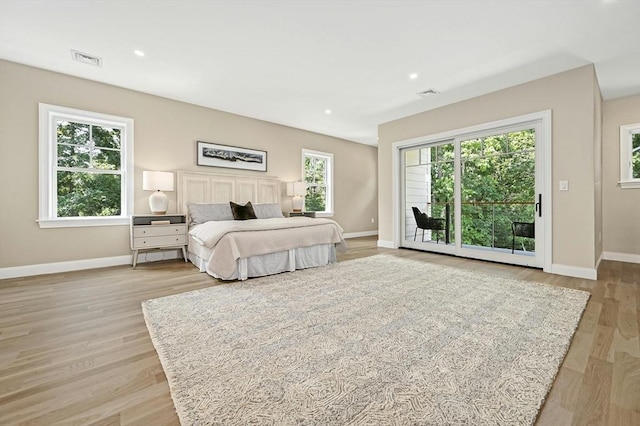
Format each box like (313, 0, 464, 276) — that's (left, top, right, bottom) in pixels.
(417, 201, 534, 249)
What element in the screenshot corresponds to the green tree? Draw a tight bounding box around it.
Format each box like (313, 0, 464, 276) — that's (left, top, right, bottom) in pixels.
(632, 133, 640, 178)
(56, 121, 122, 217)
(304, 156, 327, 211)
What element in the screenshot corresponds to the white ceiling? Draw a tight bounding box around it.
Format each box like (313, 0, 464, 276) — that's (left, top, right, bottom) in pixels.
(1, 0, 639, 145)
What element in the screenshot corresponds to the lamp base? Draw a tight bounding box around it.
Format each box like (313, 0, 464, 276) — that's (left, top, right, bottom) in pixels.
(149, 191, 169, 215)
(292, 195, 303, 212)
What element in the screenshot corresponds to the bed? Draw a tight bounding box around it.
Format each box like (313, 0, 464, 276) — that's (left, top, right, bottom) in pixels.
(177, 170, 347, 280)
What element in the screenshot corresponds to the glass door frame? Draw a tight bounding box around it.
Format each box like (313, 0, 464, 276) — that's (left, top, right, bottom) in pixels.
(392, 110, 552, 272)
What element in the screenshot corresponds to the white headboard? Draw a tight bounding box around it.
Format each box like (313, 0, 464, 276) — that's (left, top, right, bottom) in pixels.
(176, 170, 282, 215)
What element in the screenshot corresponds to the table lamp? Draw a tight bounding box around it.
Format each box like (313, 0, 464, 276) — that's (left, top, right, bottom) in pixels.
(142, 171, 174, 214)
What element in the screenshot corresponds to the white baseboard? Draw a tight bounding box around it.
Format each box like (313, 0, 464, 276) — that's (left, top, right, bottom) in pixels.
(0, 250, 182, 280)
(601, 251, 640, 264)
(343, 230, 378, 239)
(377, 240, 396, 249)
(550, 263, 597, 280)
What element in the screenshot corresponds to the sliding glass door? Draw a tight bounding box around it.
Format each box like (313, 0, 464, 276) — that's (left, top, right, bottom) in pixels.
(399, 118, 547, 269)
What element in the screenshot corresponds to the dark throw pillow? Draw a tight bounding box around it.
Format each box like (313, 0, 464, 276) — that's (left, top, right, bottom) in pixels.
(230, 201, 257, 220)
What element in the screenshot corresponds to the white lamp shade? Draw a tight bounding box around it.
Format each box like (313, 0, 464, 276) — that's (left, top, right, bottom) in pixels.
(143, 171, 174, 192)
(292, 181, 306, 196)
(287, 181, 306, 196)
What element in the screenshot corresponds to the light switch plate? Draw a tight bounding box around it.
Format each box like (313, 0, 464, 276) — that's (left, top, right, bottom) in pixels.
(559, 180, 569, 191)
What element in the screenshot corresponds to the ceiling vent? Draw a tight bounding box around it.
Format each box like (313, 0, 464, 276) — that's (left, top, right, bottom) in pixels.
(71, 49, 102, 67)
(417, 88, 439, 98)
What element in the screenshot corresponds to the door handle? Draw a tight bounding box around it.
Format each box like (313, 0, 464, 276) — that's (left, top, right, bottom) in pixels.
(535, 194, 542, 217)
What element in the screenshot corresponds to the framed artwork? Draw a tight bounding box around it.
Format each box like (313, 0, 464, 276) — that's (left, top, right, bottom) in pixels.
(196, 141, 267, 172)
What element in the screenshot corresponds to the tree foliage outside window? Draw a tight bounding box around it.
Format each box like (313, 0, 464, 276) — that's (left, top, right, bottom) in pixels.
(303, 150, 333, 213)
(304, 156, 326, 211)
(55, 120, 123, 217)
(619, 123, 640, 188)
(632, 132, 640, 179)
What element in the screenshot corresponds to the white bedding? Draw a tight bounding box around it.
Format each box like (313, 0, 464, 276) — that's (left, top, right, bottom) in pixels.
(188, 217, 347, 280)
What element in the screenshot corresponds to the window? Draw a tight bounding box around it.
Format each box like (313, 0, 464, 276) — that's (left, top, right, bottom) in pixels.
(619, 123, 640, 189)
(302, 149, 333, 216)
(38, 103, 134, 228)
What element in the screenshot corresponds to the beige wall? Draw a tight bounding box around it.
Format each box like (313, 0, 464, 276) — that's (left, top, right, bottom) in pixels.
(378, 65, 598, 270)
(602, 95, 640, 256)
(594, 73, 603, 264)
(0, 60, 378, 268)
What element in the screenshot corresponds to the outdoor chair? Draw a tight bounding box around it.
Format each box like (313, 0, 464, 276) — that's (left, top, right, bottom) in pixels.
(412, 207, 446, 243)
(512, 221, 535, 253)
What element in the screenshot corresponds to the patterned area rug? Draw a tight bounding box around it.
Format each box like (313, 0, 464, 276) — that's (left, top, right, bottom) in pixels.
(142, 255, 589, 425)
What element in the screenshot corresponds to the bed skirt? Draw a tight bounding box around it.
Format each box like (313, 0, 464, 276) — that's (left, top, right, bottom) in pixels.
(188, 243, 336, 280)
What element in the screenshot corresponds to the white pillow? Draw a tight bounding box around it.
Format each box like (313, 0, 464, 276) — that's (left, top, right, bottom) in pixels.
(187, 203, 234, 225)
(253, 203, 284, 219)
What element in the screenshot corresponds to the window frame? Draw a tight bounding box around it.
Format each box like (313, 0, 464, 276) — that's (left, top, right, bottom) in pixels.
(619, 123, 640, 189)
(38, 103, 134, 228)
(301, 148, 334, 217)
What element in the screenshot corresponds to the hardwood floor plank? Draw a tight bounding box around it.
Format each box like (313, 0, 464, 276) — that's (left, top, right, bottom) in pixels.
(580, 301, 603, 334)
(610, 351, 640, 412)
(608, 402, 640, 426)
(590, 325, 615, 361)
(536, 398, 573, 426)
(119, 387, 177, 426)
(572, 356, 613, 426)
(563, 330, 596, 374)
(599, 298, 619, 328)
(0, 238, 637, 425)
(607, 329, 640, 362)
(547, 366, 584, 412)
(617, 282, 639, 339)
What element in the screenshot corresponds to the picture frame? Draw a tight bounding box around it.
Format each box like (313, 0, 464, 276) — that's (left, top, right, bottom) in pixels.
(196, 141, 267, 172)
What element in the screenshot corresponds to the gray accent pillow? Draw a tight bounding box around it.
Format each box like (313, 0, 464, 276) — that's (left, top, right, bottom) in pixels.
(253, 203, 284, 219)
(187, 203, 234, 225)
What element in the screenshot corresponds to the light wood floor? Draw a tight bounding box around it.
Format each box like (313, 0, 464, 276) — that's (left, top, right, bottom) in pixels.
(0, 237, 638, 425)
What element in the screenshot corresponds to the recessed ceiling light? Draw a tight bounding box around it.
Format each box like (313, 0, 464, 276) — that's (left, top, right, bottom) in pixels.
(409, 73, 418, 80)
(134, 50, 145, 57)
(325, 109, 332, 115)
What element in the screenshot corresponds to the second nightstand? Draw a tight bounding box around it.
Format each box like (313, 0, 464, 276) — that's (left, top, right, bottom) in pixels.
(288, 211, 316, 218)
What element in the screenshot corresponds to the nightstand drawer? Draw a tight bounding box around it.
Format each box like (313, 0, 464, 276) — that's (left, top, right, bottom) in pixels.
(133, 224, 186, 238)
(132, 234, 187, 249)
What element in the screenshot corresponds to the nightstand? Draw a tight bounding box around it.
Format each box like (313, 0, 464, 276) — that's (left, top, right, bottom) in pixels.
(288, 211, 316, 218)
(130, 214, 187, 269)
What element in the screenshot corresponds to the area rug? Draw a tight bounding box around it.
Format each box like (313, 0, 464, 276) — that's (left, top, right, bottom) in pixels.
(142, 255, 589, 425)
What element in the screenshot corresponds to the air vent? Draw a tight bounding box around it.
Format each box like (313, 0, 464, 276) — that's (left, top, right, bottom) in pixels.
(71, 50, 102, 67)
(417, 88, 439, 98)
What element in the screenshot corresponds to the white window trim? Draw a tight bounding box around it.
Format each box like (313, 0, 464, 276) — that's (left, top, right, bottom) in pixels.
(302, 148, 334, 217)
(619, 123, 640, 189)
(38, 103, 134, 228)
